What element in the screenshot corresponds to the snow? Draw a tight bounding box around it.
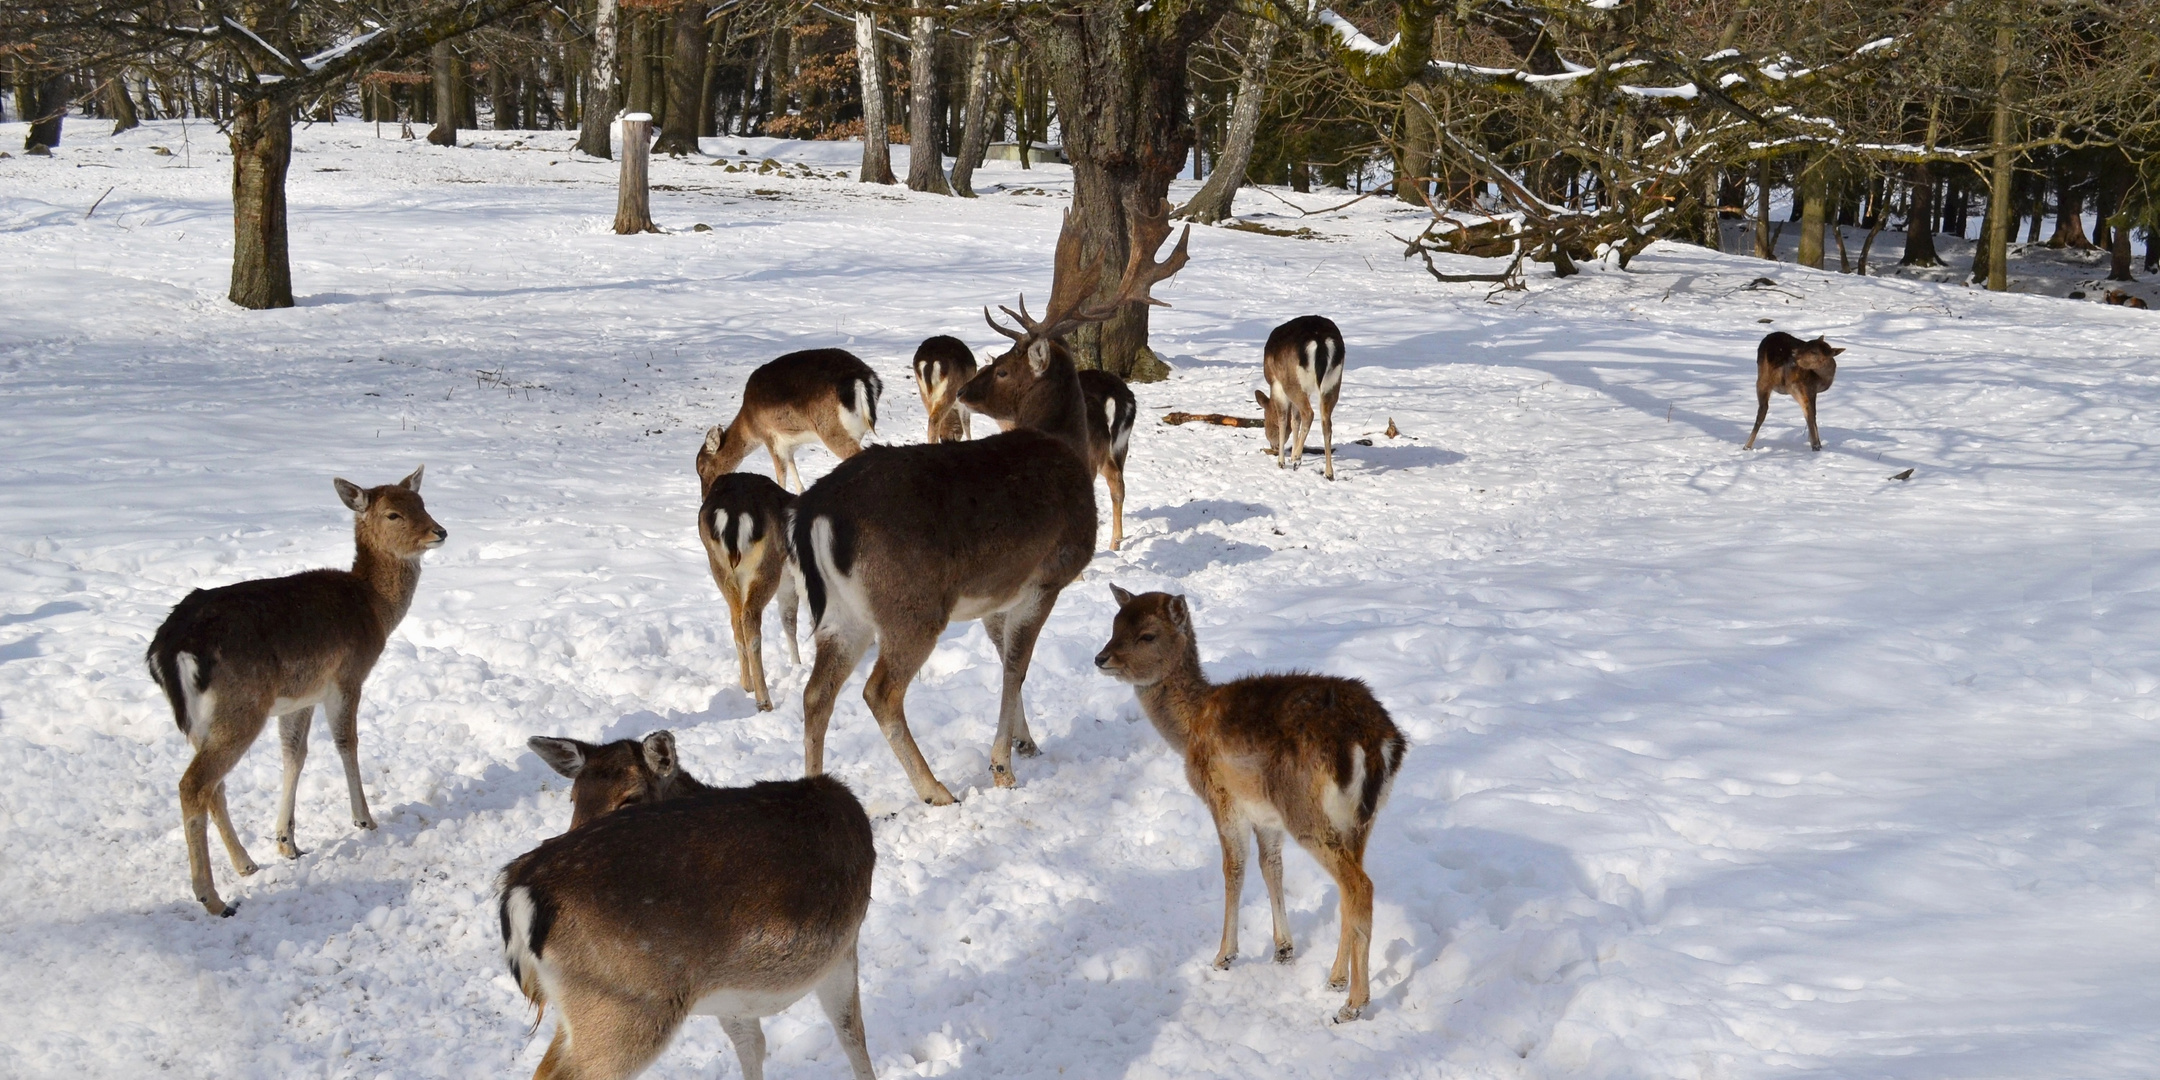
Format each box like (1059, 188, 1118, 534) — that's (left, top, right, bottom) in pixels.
(3, 119, 2159, 1079)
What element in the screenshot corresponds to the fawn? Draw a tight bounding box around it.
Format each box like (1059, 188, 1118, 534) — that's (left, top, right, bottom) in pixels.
(694, 468, 800, 711)
(1094, 586, 1405, 1021)
(701, 349, 882, 492)
(1744, 332, 1843, 451)
(508, 731, 876, 1080)
(146, 467, 445, 916)
(1255, 316, 1346, 480)
(913, 334, 978, 443)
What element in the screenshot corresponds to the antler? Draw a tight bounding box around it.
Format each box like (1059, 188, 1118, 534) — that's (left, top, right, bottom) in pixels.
(985, 201, 1190, 344)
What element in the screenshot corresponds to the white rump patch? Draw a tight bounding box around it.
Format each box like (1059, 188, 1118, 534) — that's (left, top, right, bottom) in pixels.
(807, 516, 874, 637)
(177, 652, 212, 749)
(1318, 338, 1344, 397)
(1320, 744, 1367, 835)
(501, 885, 548, 1000)
(840, 379, 874, 438)
(731, 511, 755, 562)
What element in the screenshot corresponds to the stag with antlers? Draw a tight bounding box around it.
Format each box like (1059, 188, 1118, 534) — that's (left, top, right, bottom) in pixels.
(790, 201, 1189, 803)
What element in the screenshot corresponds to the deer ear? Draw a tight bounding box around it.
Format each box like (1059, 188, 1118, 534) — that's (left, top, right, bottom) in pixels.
(641, 731, 679, 777)
(1830, 347, 1846, 356)
(1255, 390, 1271, 410)
(1027, 338, 1054, 375)
(334, 478, 369, 512)
(1167, 594, 1192, 629)
(400, 465, 424, 492)
(1110, 583, 1136, 606)
(528, 736, 589, 778)
(703, 426, 724, 454)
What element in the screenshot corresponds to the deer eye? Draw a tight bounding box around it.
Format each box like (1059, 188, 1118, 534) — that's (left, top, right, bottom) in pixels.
(386, 512, 402, 520)
(1138, 633, 1157, 643)
(997, 366, 1010, 378)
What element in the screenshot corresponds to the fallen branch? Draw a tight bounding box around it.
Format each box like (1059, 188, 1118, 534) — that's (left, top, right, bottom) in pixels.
(1162, 412, 1265, 428)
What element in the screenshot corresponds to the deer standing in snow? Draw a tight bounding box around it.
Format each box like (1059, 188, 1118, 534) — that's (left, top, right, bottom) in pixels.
(694, 467, 800, 711)
(1254, 315, 1346, 480)
(1094, 586, 1405, 1022)
(701, 349, 882, 492)
(1743, 332, 1843, 452)
(506, 731, 875, 1080)
(792, 201, 1189, 803)
(1076, 369, 1137, 551)
(912, 335, 978, 443)
(146, 467, 445, 917)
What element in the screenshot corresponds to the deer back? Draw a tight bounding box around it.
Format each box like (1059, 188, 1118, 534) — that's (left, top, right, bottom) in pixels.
(1757, 332, 1841, 394)
(499, 774, 874, 1007)
(700, 350, 883, 484)
(1262, 315, 1346, 407)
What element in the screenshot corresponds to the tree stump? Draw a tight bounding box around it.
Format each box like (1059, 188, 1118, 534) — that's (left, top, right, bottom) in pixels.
(615, 113, 657, 234)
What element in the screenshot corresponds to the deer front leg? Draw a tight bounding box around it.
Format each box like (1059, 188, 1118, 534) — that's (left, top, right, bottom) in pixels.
(326, 687, 376, 831)
(1102, 459, 1126, 551)
(1256, 826, 1294, 962)
(273, 707, 314, 858)
(1743, 389, 1771, 449)
(1801, 387, 1823, 451)
(1290, 400, 1314, 472)
(719, 1017, 768, 1080)
(1212, 812, 1248, 969)
(742, 566, 783, 711)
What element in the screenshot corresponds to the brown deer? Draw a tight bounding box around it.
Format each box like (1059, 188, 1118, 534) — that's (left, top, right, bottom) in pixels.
(700, 349, 883, 492)
(696, 469, 800, 711)
(506, 731, 875, 1080)
(1094, 586, 1405, 1022)
(1254, 315, 1346, 480)
(792, 202, 1189, 804)
(1078, 369, 1138, 551)
(2104, 288, 2150, 309)
(1743, 332, 1843, 451)
(912, 335, 978, 443)
(145, 467, 446, 917)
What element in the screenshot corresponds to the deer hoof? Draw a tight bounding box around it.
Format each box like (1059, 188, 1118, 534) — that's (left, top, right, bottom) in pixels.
(755, 699, 774, 712)
(354, 816, 378, 831)
(1212, 952, 1235, 970)
(277, 840, 305, 860)
(1332, 1003, 1364, 1024)
(990, 764, 1018, 789)
(1012, 737, 1039, 758)
(1275, 945, 1295, 964)
(235, 859, 260, 877)
(201, 896, 237, 918)
(923, 784, 958, 806)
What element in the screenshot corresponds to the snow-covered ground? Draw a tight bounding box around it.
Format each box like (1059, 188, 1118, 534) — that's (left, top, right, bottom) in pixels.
(2, 119, 2157, 1079)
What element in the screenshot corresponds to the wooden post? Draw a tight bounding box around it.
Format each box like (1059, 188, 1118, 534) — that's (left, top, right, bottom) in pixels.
(615, 113, 656, 234)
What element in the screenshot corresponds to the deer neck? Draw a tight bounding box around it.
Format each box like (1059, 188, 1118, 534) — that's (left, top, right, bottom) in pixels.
(1132, 640, 1210, 758)
(351, 539, 424, 631)
(1015, 357, 1091, 460)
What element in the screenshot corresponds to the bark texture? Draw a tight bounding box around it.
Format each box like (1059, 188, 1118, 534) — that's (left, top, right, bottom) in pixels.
(906, 16, 950, 193)
(1175, 17, 1276, 224)
(1901, 163, 1941, 266)
(949, 34, 995, 197)
(855, 12, 896, 183)
(228, 97, 295, 309)
(24, 73, 66, 149)
(1038, 0, 1234, 379)
(578, 0, 620, 158)
(426, 40, 461, 145)
(654, 1, 709, 155)
(1797, 154, 1827, 269)
(615, 114, 656, 233)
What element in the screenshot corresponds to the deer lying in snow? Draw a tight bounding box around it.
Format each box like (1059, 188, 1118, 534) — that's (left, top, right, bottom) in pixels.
(1094, 586, 1405, 1022)
(2104, 289, 2150, 309)
(694, 466, 799, 711)
(701, 349, 883, 492)
(508, 731, 876, 1080)
(1744, 331, 1844, 452)
(791, 201, 1188, 803)
(1255, 315, 1346, 480)
(146, 467, 445, 917)
(913, 334, 978, 443)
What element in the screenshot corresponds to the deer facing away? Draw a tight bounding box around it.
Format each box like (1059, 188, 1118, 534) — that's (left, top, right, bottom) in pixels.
(1094, 586, 1405, 1022)
(913, 334, 978, 443)
(700, 349, 883, 492)
(146, 467, 445, 917)
(507, 731, 875, 1080)
(1744, 332, 1843, 451)
(696, 468, 800, 711)
(791, 201, 1189, 804)
(1254, 315, 1346, 480)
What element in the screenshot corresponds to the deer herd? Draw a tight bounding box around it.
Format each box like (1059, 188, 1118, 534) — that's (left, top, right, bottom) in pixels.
(143, 199, 1851, 1078)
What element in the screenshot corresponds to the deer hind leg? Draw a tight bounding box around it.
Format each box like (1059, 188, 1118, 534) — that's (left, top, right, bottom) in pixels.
(1211, 809, 1249, 969)
(1256, 825, 1294, 962)
(1315, 837, 1376, 1021)
(802, 623, 873, 778)
(740, 563, 785, 711)
(325, 685, 376, 831)
(273, 707, 313, 859)
(178, 699, 268, 916)
(1319, 391, 1338, 481)
(550, 990, 685, 1080)
(1743, 388, 1771, 449)
(777, 566, 802, 665)
(719, 1016, 768, 1080)
(861, 621, 956, 805)
(1801, 387, 1823, 451)
(982, 590, 1057, 775)
(815, 938, 877, 1080)
(1102, 458, 1126, 551)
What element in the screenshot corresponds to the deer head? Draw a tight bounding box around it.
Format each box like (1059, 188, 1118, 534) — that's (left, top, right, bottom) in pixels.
(335, 466, 445, 560)
(960, 200, 1190, 430)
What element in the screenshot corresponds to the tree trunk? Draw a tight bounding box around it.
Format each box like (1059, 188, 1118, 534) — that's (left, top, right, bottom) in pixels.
(1797, 153, 1828, 269)
(615, 113, 656, 233)
(949, 34, 995, 197)
(489, 62, 516, 129)
(855, 11, 896, 183)
(1902, 163, 1941, 266)
(626, 10, 654, 117)
(1394, 85, 1435, 205)
(1980, 21, 2013, 291)
(107, 71, 140, 134)
(228, 97, 295, 309)
(1753, 157, 1774, 259)
(24, 73, 66, 149)
(578, 0, 620, 157)
(427, 41, 461, 145)
(1175, 17, 1276, 224)
(906, 16, 950, 193)
(655, 1, 710, 154)
(1040, 0, 1233, 380)
(2047, 169, 2089, 248)
(2107, 171, 2135, 281)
